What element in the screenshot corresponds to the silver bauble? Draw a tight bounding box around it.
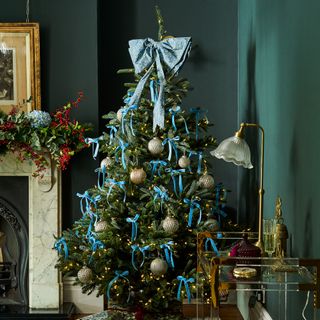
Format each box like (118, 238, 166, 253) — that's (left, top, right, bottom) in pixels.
(204, 218, 219, 231)
(130, 168, 147, 185)
(199, 174, 215, 189)
(77, 266, 93, 284)
(100, 157, 112, 169)
(162, 216, 179, 234)
(117, 108, 123, 121)
(94, 220, 108, 233)
(178, 155, 190, 168)
(150, 258, 168, 276)
(148, 137, 164, 156)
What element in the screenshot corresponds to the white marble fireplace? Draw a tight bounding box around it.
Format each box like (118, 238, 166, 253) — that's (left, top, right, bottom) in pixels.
(0, 152, 62, 309)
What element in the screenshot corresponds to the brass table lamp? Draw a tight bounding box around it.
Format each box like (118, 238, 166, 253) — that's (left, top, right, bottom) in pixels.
(211, 122, 265, 252)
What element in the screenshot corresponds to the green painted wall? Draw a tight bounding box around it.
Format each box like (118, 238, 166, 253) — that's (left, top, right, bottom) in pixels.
(239, 0, 320, 317)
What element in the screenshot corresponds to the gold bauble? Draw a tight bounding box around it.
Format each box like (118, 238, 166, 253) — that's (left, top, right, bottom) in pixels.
(178, 155, 190, 168)
(100, 157, 112, 169)
(130, 168, 147, 185)
(204, 218, 219, 231)
(94, 220, 108, 233)
(148, 137, 164, 156)
(77, 266, 93, 284)
(199, 174, 215, 189)
(150, 258, 168, 276)
(162, 216, 179, 234)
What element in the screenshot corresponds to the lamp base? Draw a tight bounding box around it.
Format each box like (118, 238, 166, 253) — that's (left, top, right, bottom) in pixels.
(255, 239, 265, 255)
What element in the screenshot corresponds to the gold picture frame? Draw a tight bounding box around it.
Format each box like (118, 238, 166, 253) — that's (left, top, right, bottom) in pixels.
(0, 23, 41, 113)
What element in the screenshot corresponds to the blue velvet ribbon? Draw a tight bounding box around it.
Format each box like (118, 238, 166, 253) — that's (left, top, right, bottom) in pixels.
(150, 80, 159, 103)
(212, 183, 227, 225)
(149, 160, 167, 177)
(128, 37, 192, 131)
(105, 178, 127, 203)
(169, 106, 190, 134)
(107, 270, 130, 303)
(153, 186, 169, 212)
(85, 136, 103, 160)
(190, 107, 207, 141)
(126, 214, 140, 241)
(204, 238, 219, 256)
(131, 244, 150, 270)
(106, 125, 118, 145)
(177, 276, 195, 303)
(115, 139, 129, 170)
(165, 168, 186, 196)
(162, 136, 180, 162)
(188, 150, 203, 174)
(54, 237, 68, 260)
(76, 191, 101, 215)
(124, 91, 133, 105)
(160, 241, 175, 269)
(121, 104, 138, 136)
(95, 165, 107, 191)
(183, 198, 202, 227)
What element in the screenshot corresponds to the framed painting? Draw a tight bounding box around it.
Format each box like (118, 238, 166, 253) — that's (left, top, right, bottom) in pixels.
(0, 23, 41, 113)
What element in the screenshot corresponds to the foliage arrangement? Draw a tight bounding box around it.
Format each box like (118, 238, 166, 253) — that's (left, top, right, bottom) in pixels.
(54, 10, 229, 320)
(0, 92, 90, 175)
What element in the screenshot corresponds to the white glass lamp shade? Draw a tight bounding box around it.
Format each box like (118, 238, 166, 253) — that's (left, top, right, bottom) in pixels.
(210, 136, 253, 169)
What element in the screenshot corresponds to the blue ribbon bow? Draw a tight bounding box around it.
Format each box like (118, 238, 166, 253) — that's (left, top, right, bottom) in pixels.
(95, 165, 107, 191)
(190, 108, 207, 141)
(177, 276, 195, 303)
(107, 270, 130, 303)
(106, 125, 118, 145)
(85, 136, 104, 160)
(160, 241, 175, 269)
(188, 150, 203, 174)
(115, 139, 129, 170)
(183, 198, 202, 227)
(169, 106, 190, 134)
(131, 245, 150, 270)
(162, 136, 180, 162)
(212, 183, 228, 224)
(128, 37, 192, 131)
(126, 214, 140, 241)
(153, 186, 169, 212)
(149, 160, 168, 177)
(76, 191, 101, 215)
(165, 168, 186, 196)
(105, 178, 127, 203)
(120, 104, 138, 136)
(54, 237, 69, 260)
(204, 238, 219, 256)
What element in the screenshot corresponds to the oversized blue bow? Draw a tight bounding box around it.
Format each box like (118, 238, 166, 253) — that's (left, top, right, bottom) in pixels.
(54, 237, 68, 260)
(107, 270, 130, 303)
(120, 105, 138, 136)
(131, 244, 150, 270)
(105, 178, 127, 203)
(126, 214, 140, 241)
(190, 108, 207, 141)
(165, 168, 186, 196)
(149, 160, 168, 177)
(128, 37, 192, 131)
(115, 139, 129, 170)
(76, 191, 101, 215)
(106, 125, 118, 145)
(169, 106, 189, 134)
(184, 198, 202, 227)
(95, 165, 107, 191)
(205, 238, 219, 256)
(162, 136, 180, 162)
(85, 136, 104, 160)
(188, 150, 203, 174)
(177, 276, 195, 303)
(153, 186, 169, 212)
(160, 241, 175, 269)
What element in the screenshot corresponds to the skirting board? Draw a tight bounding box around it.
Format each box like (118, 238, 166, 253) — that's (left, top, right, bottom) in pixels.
(63, 277, 104, 314)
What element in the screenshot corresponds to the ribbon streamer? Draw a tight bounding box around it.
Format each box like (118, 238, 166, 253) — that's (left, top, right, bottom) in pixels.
(160, 241, 175, 269)
(105, 178, 127, 203)
(184, 198, 202, 227)
(162, 136, 180, 162)
(188, 150, 203, 174)
(95, 165, 107, 191)
(177, 276, 195, 303)
(149, 160, 167, 177)
(76, 191, 101, 215)
(205, 238, 219, 256)
(54, 237, 69, 260)
(106, 125, 118, 145)
(212, 183, 227, 225)
(165, 168, 186, 196)
(121, 105, 138, 136)
(150, 80, 159, 103)
(131, 244, 150, 270)
(126, 214, 140, 241)
(115, 139, 129, 170)
(107, 270, 130, 303)
(169, 106, 189, 134)
(190, 108, 207, 141)
(85, 136, 104, 160)
(128, 37, 192, 131)
(153, 186, 169, 212)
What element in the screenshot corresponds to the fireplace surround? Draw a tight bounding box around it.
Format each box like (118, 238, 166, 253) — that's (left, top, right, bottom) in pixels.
(0, 152, 62, 309)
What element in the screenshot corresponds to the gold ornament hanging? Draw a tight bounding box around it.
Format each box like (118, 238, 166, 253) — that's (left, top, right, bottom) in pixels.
(199, 173, 215, 189)
(162, 216, 179, 234)
(178, 155, 190, 168)
(130, 168, 147, 185)
(148, 137, 164, 156)
(100, 157, 112, 169)
(77, 266, 93, 284)
(150, 258, 168, 276)
(94, 220, 108, 233)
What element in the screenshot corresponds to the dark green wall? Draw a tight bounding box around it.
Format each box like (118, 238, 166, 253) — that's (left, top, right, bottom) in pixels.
(239, 0, 320, 317)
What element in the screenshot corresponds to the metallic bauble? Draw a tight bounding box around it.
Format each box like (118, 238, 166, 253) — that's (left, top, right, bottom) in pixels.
(199, 174, 215, 189)
(150, 258, 168, 276)
(130, 168, 147, 185)
(204, 218, 219, 231)
(148, 137, 164, 156)
(100, 157, 112, 169)
(162, 216, 179, 234)
(94, 220, 108, 233)
(178, 155, 191, 168)
(77, 266, 93, 284)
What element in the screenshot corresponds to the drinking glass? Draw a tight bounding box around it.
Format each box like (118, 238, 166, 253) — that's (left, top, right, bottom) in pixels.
(263, 219, 276, 276)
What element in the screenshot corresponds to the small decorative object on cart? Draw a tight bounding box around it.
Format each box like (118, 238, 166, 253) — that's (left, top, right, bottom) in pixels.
(233, 266, 257, 279)
(274, 196, 288, 257)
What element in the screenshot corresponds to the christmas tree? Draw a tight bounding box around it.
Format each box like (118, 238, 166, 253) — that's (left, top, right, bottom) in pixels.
(55, 9, 228, 319)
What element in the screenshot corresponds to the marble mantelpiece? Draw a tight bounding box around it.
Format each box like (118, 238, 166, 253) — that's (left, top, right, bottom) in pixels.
(0, 152, 62, 309)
